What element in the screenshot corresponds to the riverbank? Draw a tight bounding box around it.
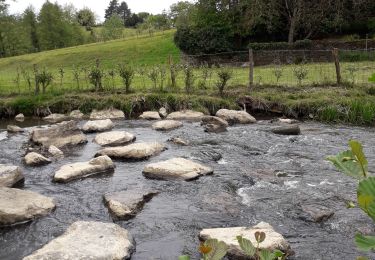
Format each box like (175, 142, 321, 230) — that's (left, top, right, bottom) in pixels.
(1, 84, 375, 125)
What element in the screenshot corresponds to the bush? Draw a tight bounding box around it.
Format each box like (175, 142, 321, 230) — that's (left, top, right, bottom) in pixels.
(118, 63, 134, 94)
(216, 68, 232, 97)
(88, 59, 103, 92)
(248, 39, 312, 50)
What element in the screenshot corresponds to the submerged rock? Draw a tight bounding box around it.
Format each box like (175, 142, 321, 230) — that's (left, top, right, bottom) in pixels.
(201, 116, 229, 133)
(139, 111, 161, 120)
(216, 109, 256, 125)
(43, 114, 69, 123)
(159, 107, 168, 118)
(272, 125, 301, 136)
(15, 113, 25, 121)
(0, 187, 55, 226)
(48, 145, 64, 158)
(0, 165, 24, 187)
(300, 204, 334, 223)
(168, 137, 189, 146)
(167, 110, 204, 121)
(96, 142, 166, 160)
(54, 155, 115, 183)
(104, 190, 158, 220)
(24, 152, 51, 166)
(23, 221, 135, 260)
(152, 120, 183, 131)
(7, 125, 24, 133)
(143, 158, 213, 181)
(69, 110, 84, 120)
(30, 120, 88, 148)
(82, 119, 114, 133)
(278, 118, 299, 124)
(94, 131, 136, 146)
(89, 109, 125, 120)
(199, 222, 291, 258)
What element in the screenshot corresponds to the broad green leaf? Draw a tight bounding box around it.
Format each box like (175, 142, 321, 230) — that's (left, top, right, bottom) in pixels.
(349, 140, 368, 177)
(358, 177, 375, 221)
(327, 150, 364, 179)
(204, 239, 228, 260)
(259, 249, 275, 260)
(178, 255, 190, 260)
(355, 233, 375, 251)
(273, 250, 284, 258)
(236, 236, 256, 257)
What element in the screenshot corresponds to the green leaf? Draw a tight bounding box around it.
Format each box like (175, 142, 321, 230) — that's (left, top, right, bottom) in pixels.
(357, 256, 369, 260)
(204, 239, 228, 260)
(358, 177, 375, 221)
(327, 150, 364, 179)
(236, 236, 256, 257)
(259, 249, 275, 260)
(178, 255, 190, 260)
(355, 233, 375, 251)
(346, 200, 356, 209)
(349, 140, 368, 177)
(273, 250, 284, 258)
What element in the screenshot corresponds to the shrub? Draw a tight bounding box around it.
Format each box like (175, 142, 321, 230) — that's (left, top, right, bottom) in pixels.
(88, 59, 103, 92)
(216, 67, 232, 97)
(293, 63, 309, 86)
(182, 63, 195, 94)
(36, 68, 53, 94)
(147, 66, 159, 89)
(169, 63, 181, 91)
(118, 63, 134, 93)
(198, 63, 211, 90)
(21, 67, 32, 92)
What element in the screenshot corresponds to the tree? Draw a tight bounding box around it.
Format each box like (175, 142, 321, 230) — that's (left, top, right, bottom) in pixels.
(101, 14, 123, 41)
(77, 8, 96, 30)
(117, 1, 131, 26)
(105, 0, 119, 20)
(23, 6, 39, 52)
(169, 1, 194, 27)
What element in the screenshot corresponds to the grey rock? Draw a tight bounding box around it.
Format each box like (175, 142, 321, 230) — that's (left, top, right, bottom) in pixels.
(167, 110, 204, 121)
(24, 152, 51, 166)
(159, 107, 168, 118)
(201, 116, 229, 133)
(89, 109, 125, 120)
(94, 131, 136, 146)
(7, 125, 24, 133)
(216, 109, 256, 125)
(272, 125, 301, 136)
(0, 165, 24, 187)
(82, 119, 114, 133)
(139, 111, 161, 120)
(152, 120, 183, 131)
(43, 114, 69, 123)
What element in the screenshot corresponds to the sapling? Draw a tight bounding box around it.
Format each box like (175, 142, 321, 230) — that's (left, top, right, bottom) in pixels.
(118, 63, 134, 93)
(21, 67, 32, 92)
(293, 63, 309, 86)
(58, 67, 64, 89)
(72, 65, 81, 90)
(158, 64, 167, 92)
(182, 63, 195, 94)
(88, 59, 103, 92)
(36, 68, 53, 94)
(148, 66, 159, 89)
(216, 67, 232, 97)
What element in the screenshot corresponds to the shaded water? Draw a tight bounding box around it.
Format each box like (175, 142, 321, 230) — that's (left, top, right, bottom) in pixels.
(0, 119, 375, 260)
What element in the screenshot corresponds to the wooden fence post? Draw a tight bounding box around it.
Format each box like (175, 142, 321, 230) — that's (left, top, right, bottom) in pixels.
(332, 48, 341, 85)
(248, 49, 254, 90)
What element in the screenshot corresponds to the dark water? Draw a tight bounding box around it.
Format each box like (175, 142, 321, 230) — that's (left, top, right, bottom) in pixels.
(0, 119, 375, 260)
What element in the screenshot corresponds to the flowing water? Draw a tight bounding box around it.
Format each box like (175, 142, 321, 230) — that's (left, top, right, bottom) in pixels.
(0, 119, 375, 260)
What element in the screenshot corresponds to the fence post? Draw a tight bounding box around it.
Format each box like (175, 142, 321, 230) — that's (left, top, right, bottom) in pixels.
(332, 48, 341, 85)
(248, 49, 254, 90)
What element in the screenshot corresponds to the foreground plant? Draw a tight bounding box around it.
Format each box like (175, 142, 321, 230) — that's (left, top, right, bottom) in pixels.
(216, 68, 232, 97)
(327, 140, 375, 259)
(118, 63, 134, 93)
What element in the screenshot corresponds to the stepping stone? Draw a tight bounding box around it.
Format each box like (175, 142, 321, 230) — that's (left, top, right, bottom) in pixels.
(139, 111, 161, 120)
(96, 142, 166, 161)
(23, 221, 135, 260)
(69, 110, 84, 120)
(152, 120, 183, 131)
(30, 121, 87, 148)
(104, 190, 158, 220)
(7, 125, 24, 133)
(272, 125, 301, 135)
(159, 107, 168, 118)
(143, 158, 213, 181)
(24, 152, 51, 166)
(43, 114, 69, 123)
(201, 116, 229, 133)
(82, 119, 114, 133)
(90, 109, 125, 120)
(54, 155, 115, 183)
(168, 137, 189, 146)
(94, 131, 136, 146)
(199, 222, 291, 258)
(15, 113, 25, 121)
(0, 187, 55, 226)
(167, 110, 204, 121)
(0, 165, 24, 187)
(48, 145, 64, 158)
(278, 118, 299, 124)
(216, 109, 256, 125)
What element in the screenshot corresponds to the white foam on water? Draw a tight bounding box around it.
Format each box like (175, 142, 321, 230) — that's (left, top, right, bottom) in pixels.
(0, 131, 7, 141)
(217, 158, 227, 165)
(284, 180, 299, 189)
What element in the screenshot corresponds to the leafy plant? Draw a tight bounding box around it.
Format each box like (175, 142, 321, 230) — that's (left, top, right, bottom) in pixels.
(13, 67, 21, 94)
(327, 140, 375, 259)
(21, 67, 32, 92)
(72, 65, 81, 90)
(346, 66, 358, 85)
(147, 66, 159, 89)
(88, 59, 103, 92)
(293, 63, 309, 86)
(216, 67, 232, 97)
(183, 63, 195, 94)
(169, 63, 181, 91)
(198, 63, 211, 90)
(34, 67, 53, 94)
(199, 239, 228, 260)
(118, 63, 134, 93)
(158, 64, 167, 92)
(272, 60, 283, 84)
(369, 73, 375, 83)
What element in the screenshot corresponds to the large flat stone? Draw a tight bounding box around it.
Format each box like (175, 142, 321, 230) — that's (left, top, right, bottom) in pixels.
(216, 109, 256, 125)
(94, 131, 136, 146)
(152, 120, 183, 131)
(199, 222, 291, 258)
(43, 114, 69, 123)
(104, 190, 158, 220)
(96, 142, 166, 160)
(30, 121, 88, 148)
(143, 158, 213, 181)
(82, 119, 114, 133)
(7, 125, 24, 133)
(23, 221, 135, 260)
(167, 110, 204, 121)
(90, 109, 125, 120)
(0, 165, 24, 187)
(69, 110, 84, 120)
(201, 116, 229, 133)
(54, 156, 115, 183)
(139, 111, 161, 120)
(0, 187, 55, 226)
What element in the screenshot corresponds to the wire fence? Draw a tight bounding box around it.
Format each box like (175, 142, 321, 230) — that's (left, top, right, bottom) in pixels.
(0, 49, 374, 96)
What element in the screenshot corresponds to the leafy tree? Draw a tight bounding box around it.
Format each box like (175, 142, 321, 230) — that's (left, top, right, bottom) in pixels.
(101, 14, 123, 41)
(105, 0, 119, 20)
(169, 1, 195, 27)
(22, 6, 39, 52)
(117, 1, 131, 26)
(77, 8, 96, 30)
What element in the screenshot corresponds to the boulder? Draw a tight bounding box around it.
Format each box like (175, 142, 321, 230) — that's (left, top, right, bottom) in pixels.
(272, 125, 301, 136)
(0, 187, 55, 226)
(15, 113, 25, 121)
(23, 221, 135, 260)
(30, 120, 88, 148)
(168, 137, 189, 146)
(139, 111, 161, 120)
(43, 114, 69, 123)
(69, 110, 84, 120)
(159, 107, 168, 118)
(216, 109, 256, 125)
(143, 158, 213, 181)
(0, 165, 24, 187)
(167, 110, 204, 121)
(201, 116, 229, 133)
(104, 190, 158, 220)
(24, 152, 51, 166)
(82, 119, 114, 133)
(96, 142, 166, 161)
(301, 204, 334, 223)
(48, 145, 64, 158)
(152, 120, 183, 131)
(199, 222, 291, 258)
(7, 125, 24, 133)
(94, 131, 136, 146)
(89, 109, 125, 120)
(54, 156, 115, 183)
